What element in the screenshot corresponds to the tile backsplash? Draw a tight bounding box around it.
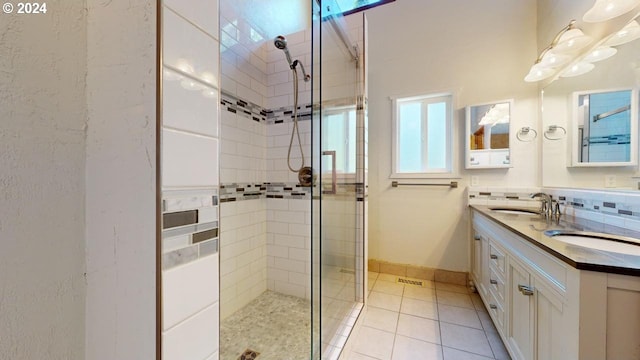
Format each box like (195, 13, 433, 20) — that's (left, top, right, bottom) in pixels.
(467, 186, 640, 232)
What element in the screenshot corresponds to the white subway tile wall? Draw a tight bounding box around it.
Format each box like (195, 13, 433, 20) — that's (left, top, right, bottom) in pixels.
(219, 10, 314, 314)
(220, 199, 268, 319)
(161, 1, 220, 359)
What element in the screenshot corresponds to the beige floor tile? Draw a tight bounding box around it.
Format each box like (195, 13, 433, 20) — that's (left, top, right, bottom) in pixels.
(436, 282, 471, 294)
(396, 313, 441, 344)
(367, 279, 375, 291)
(487, 331, 511, 359)
(351, 326, 395, 360)
(440, 322, 494, 358)
(343, 352, 379, 360)
(470, 293, 486, 311)
(368, 271, 379, 280)
(443, 347, 494, 360)
(392, 335, 443, 360)
(436, 290, 475, 309)
(372, 280, 405, 296)
(377, 273, 398, 283)
(438, 304, 482, 329)
(400, 297, 438, 320)
(368, 291, 402, 312)
(403, 285, 437, 302)
(362, 307, 399, 333)
(477, 310, 498, 334)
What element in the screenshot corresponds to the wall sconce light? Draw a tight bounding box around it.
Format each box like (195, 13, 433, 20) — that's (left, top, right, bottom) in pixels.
(525, 20, 592, 82)
(604, 19, 640, 46)
(582, 46, 618, 62)
(583, 0, 640, 23)
(560, 61, 595, 77)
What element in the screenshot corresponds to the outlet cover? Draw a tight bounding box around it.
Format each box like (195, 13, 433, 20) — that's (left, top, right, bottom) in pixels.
(471, 176, 479, 186)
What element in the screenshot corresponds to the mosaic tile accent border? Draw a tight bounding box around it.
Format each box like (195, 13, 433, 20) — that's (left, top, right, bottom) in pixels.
(468, 186, 640, 231)
(221, 91, 267, 123)
(220, 182, 312, 202)
(219, 182, 365, 202)
(467, 187, 540, 208)
(220, 91, 314, 125)
(162, 189, 220, 270)
(266, 104, 313, 124)
(545, 188, 640, 227)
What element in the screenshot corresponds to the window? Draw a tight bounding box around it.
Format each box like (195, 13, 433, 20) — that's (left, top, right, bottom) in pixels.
(323, 0, 395, 17)
(323, 106, 357, 174)
(391, 93, 453, 178)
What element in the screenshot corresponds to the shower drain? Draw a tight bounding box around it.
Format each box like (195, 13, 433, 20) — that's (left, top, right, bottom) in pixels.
(397, 277, 424, 286)
(238, 349, 260, 360)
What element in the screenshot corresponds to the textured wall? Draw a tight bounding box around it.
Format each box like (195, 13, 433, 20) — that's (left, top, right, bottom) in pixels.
(0, 1, 87, 358)
(85, 1, 157, 359)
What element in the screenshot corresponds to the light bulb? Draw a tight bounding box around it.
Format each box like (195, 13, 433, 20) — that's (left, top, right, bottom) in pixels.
(538, 52, 571, 68)
(583, 0, 640, 23)
(560, 62, 595, 77)
(554, 29, 593, 54)
(583, 46, 617, 62)
(524, 64, 555, 82)
(604, 20, 640, 46)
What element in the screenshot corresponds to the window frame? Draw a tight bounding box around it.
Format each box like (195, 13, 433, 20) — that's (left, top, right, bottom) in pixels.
(322, 105, 357, 178)
(390, 92, 456, 179)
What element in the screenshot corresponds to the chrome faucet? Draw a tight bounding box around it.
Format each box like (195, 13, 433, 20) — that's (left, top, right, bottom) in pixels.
(531, 192, 553, 216)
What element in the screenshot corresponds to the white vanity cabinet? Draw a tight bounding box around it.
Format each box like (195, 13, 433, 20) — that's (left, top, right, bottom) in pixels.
(471, 209, 640, 360)
(471, 212, 579, 360)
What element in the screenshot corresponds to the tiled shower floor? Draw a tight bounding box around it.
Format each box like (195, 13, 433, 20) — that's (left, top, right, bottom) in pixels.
(341, 272, 512, 360)
(220, 291, 312, 360)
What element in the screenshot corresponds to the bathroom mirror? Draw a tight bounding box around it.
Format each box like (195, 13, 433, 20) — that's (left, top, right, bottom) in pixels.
(541, 13, 640, 189)
(570, 88, 638, 167)
(465, 100, 512, 169)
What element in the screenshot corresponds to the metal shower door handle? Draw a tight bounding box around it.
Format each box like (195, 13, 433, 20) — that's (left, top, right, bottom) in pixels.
(322, 150, 337, 194)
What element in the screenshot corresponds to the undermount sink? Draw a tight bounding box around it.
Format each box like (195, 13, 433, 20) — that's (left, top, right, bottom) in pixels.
(544, 230, 640, 256)
(489, 207, 542, 215)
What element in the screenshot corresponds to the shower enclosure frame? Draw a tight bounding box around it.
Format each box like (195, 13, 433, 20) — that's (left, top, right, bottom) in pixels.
(311, 3, 368, 358)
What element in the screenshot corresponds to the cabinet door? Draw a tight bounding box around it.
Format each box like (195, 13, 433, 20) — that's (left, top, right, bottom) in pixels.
(507, 259, 534, 360)
(471, 232, 488, 297)
(534, 277, 569, 360)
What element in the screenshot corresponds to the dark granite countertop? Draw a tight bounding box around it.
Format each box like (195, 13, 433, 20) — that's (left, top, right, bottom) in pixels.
(470, 205, 640, 277)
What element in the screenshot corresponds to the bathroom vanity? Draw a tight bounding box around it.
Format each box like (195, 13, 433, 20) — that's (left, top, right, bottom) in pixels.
(470, 206, 640, 360)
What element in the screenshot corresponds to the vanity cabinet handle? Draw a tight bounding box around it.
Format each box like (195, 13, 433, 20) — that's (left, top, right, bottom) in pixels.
(490, 279, 498, 285)
(490, 254, 498, 260)
(489, 304, 497, 309)
(518, 284, 534, 296)
(474, 235, 481, 240)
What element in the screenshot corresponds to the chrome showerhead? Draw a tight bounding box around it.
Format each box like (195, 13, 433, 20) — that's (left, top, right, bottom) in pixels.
(274, 35, 310, 82)
(274, 35, 293, 66)
(274, 35, 287, 50)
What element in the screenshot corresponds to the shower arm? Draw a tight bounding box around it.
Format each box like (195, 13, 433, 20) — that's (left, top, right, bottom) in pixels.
(292, 59, 311, 82)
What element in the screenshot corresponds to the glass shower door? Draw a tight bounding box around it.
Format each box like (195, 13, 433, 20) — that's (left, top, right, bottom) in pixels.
(312, 2, 366, 358)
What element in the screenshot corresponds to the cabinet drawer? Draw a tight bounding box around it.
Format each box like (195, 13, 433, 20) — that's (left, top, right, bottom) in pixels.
(486, 291, 505, 331)
(489, 241, 506, 276)
(489, 267, 506, 307)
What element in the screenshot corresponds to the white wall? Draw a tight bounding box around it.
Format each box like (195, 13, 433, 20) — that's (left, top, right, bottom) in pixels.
(0, 2, 87, 358)
(85, 1, 157, 359)
(365, 0, 539, 271)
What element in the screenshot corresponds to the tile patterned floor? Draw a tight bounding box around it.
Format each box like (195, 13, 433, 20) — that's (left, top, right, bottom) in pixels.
(220, 291, 312, 360)
(342, 272, 512, 360)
